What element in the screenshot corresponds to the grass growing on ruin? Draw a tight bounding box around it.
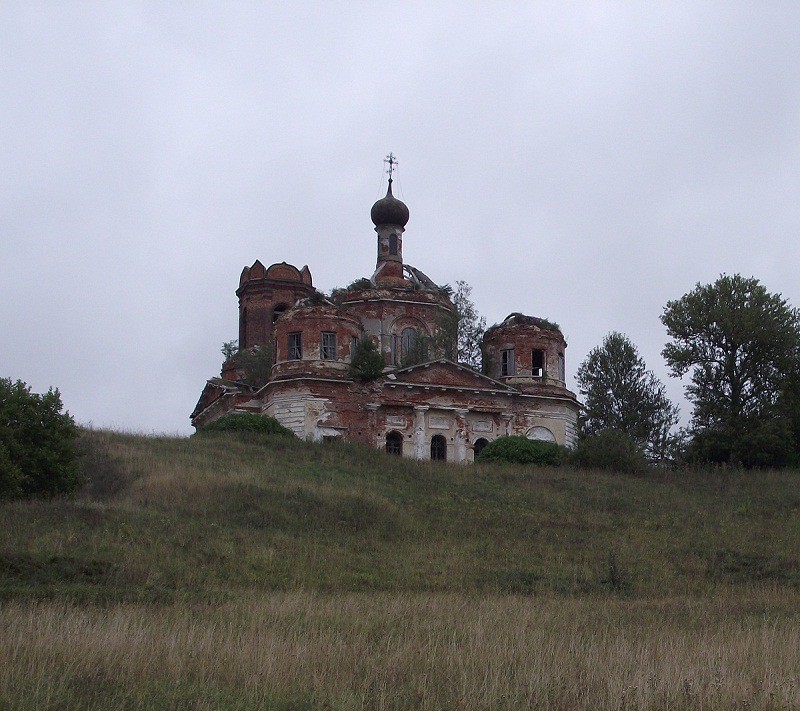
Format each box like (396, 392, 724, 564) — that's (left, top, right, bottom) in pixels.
(2, 429, 800, 709)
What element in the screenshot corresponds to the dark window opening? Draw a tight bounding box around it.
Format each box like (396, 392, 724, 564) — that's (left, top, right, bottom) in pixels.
(401, 327, 416, 359)
(532, 349, 545, 377)
(351, 336, 359, 359)
(431, 435, 447, 461)
(474, 438, 489, 457)
(272, 304, 288, 323)
(386, 431, 403, 456)
(239, 307, 247, 348)
(389, 233, 398, 255)
(501, 348, 515, 376)
(288, 332, 302, 360)
(321, 332, 337, 360)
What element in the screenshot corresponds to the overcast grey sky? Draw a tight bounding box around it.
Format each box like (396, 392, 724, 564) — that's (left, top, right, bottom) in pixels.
(3, 2, 800, 434)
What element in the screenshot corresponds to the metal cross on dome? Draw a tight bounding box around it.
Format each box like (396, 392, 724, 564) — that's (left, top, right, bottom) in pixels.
(384, 153, 398, 180)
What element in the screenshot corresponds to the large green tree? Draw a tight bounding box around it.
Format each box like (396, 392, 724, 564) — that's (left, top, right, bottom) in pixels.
(661, 274, 800, 465)
(434, 280, 486, 369)
(576, 332, 679, 461)
(0, 378, 82, 498)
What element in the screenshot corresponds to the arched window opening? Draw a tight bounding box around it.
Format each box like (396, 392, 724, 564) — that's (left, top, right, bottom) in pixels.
(386, 431, 403, 456)
(401, 327, 416, 359)
(431, 435, 447, 461)
(474, 438, 489, 457)
(389, 233, 398, 256)
(531, 349, 546, 377)
(272, 304, 288, 323)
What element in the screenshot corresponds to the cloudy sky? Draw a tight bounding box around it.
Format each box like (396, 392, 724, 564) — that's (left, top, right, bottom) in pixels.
(3, 2, 800, 434)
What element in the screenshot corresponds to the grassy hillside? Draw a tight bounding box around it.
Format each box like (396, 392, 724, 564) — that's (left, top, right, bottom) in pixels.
(2, 430, 800, 709)
(3, 429, 800, 600)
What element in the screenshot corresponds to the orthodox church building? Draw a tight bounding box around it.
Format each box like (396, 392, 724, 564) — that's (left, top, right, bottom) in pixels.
(191, 166, 579, 462)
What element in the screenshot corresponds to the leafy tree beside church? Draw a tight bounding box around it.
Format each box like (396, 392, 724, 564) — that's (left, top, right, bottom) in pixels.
(576, 332, 679, 462)
(662, 274, 800, 466)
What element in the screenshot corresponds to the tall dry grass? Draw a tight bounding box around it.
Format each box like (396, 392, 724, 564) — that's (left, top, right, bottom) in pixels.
(2, 589, 800, 710)
(4, 430, 800, 708)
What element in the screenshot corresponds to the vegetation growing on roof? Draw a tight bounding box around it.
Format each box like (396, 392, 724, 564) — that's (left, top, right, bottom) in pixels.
(303, 290, 329, 306)
(487, 313, 561, 332)
(329, 278, 375, 300)
(220, 341, 274, 388)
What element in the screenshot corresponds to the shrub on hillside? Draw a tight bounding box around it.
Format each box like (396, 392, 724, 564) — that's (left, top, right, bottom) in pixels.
(476, 435, 563, 466)
(199, 413, 294, 436)
(0, 378, 82, 498)
(571, 429, 647, 473)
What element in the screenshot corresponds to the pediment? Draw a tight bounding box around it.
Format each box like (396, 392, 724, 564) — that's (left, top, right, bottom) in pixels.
(387, 360, 516, 392)
(190, 378, 249, 420)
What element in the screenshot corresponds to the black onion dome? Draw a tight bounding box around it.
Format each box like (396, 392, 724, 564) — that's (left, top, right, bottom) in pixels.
(370, 179, 409, 227)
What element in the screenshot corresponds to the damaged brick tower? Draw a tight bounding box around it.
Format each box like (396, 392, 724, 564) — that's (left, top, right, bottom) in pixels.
(192, 156, 580, 460)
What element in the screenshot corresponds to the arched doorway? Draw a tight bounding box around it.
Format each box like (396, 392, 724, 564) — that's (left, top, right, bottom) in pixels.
(473, 437, 489, 458)
(385, 431, 403, 456)
(430, 434, 447, 461)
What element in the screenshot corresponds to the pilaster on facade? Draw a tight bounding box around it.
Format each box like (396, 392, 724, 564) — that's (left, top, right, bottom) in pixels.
(413, 405, 429, 460)
(454, 408, 469, 463)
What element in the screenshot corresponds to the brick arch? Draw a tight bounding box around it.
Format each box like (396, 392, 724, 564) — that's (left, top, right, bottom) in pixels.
(387, 315, 428, 335)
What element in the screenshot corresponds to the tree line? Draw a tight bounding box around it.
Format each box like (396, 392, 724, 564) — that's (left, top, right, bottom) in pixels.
(577, 274, 800, 469)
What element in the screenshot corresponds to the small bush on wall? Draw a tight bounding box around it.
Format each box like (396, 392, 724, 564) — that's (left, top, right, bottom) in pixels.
(349, 337, 384, 382)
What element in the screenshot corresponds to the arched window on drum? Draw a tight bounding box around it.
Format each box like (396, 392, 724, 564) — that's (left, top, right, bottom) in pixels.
(401, 328, 416, 359)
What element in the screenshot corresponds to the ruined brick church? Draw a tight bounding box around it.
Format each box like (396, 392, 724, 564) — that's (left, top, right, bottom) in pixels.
(192, 164, 579, 462)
